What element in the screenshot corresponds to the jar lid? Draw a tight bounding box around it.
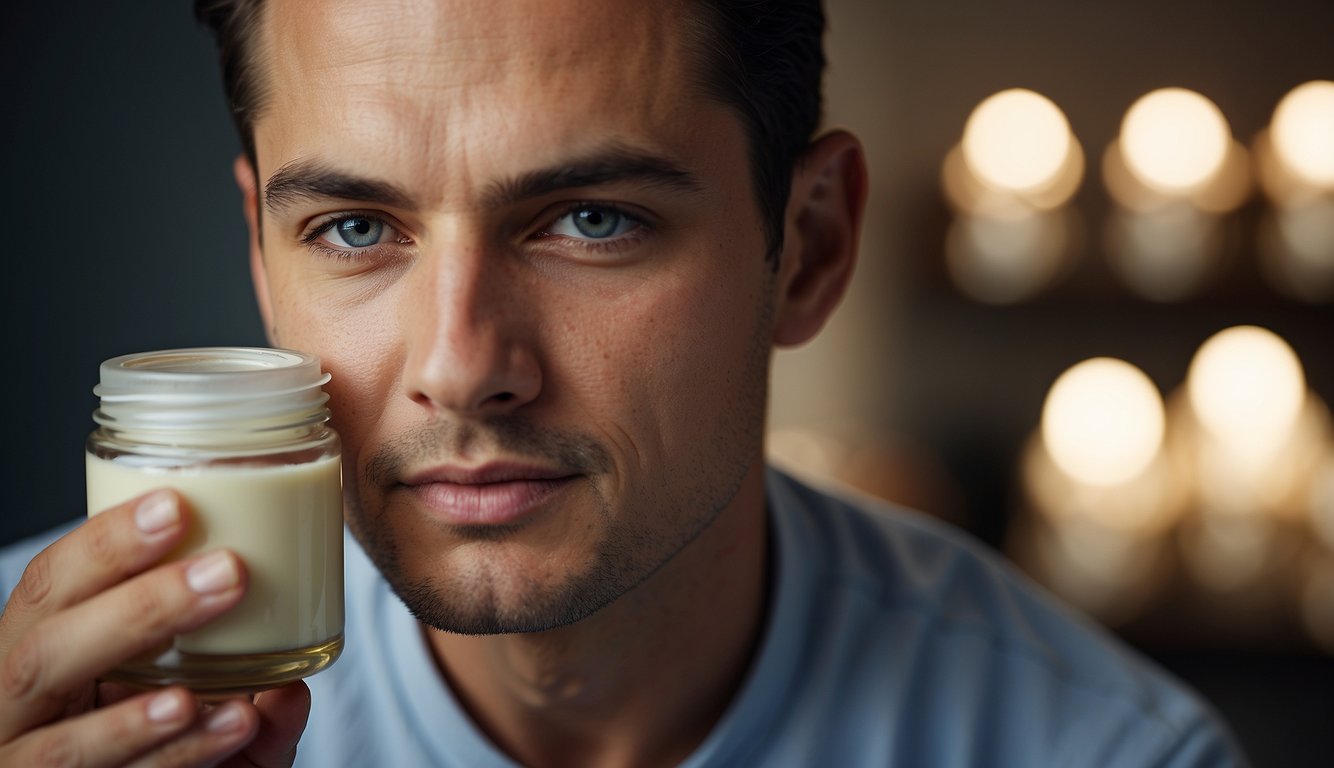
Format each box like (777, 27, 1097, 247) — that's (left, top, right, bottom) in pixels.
(96, 347, 328, 401)
(93, 347, 331, 432)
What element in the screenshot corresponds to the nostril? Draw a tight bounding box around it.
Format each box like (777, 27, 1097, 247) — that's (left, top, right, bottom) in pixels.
(403, 348, 540, 413)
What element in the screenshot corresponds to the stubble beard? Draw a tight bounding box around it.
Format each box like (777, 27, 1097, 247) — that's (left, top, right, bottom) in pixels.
(344, 284, 776, 636)
(344, 420, 638, 635)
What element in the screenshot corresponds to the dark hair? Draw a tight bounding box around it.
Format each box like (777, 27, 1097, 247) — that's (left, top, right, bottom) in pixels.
(195, 0, 268, 169)
(684, 2, 826, 259)
(193, 0, 826, 259)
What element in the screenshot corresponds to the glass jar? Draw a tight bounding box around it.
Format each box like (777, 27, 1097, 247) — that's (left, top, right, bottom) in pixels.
(86, 347, 343, 695)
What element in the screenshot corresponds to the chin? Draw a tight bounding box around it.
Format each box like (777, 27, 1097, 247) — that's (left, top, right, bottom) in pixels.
(391, 553, 627, 635)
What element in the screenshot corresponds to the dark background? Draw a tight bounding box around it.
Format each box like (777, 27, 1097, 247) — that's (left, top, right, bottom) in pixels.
(3, 1, 1332, 765)
(1, 2, 264, 547)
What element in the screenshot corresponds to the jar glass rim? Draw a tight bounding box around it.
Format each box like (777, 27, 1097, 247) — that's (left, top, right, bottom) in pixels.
(92, 347, 332, 438)
(95, 347, 328, 400)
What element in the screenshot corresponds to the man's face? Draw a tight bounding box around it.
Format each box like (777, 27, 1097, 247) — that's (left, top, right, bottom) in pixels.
(248, 0, 778, 633)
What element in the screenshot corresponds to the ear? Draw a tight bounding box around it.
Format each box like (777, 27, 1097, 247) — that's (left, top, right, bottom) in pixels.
(772, 129, 868, 347)
(234, 154, 278, 345)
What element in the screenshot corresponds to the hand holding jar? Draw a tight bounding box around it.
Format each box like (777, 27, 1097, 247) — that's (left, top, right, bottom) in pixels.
(0, 347, 343, 766)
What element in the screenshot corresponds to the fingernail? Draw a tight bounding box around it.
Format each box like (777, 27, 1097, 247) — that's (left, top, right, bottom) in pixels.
(146, 690, 186, 723)
(206, 703, 246, 734)
(186, 552, 239, 594)
(135, 492, 179, 534)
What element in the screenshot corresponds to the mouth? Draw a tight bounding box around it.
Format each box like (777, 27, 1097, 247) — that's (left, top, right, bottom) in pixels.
(399, 462, 580, 526)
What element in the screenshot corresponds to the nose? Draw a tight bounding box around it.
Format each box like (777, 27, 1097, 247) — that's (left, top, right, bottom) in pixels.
(400, 241, 542, 416)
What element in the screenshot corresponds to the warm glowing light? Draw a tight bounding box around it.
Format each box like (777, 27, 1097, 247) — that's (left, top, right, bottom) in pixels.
(1275, 199, 1334, 264)
(1104, 137, 1250, 213)
(962, 89, 1073, 193)
(945, 210, 1073, 304)
(1310, 456, 1334, 550)
(1253, 128, 1321, 205)
(944, 140, 1084, 215)
(1181, 515, 1273, 593)
(1105, 204, 1221, 302)
(767, 428, 843, 480)
(1259, 199, 1334, 302)
(1187, 326, 1306, 456)
(1025, 515, 1165, 624)
(1193, 140, 1253, 213)
(1301, 558, 1334, 652)
(1121, 88, 1230, 192)
(1041, 358, 1165, 487)
(1272, 80, 1334, 188)
(1022, 430, 1184, 534)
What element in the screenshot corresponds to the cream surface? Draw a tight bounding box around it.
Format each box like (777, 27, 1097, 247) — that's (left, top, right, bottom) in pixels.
(87, 454, 344, 654)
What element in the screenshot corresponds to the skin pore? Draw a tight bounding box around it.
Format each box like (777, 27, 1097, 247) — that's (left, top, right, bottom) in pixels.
(234, 0, 865, 765)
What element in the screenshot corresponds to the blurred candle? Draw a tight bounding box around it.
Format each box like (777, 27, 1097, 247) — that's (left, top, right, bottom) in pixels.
(1105, 204, 1222, 301)
(1271, 80, 1334, 189)
(1187, 325, 1306, 460)
(1309, 456, 1334, 550)
(963, 89, 1075, 194)
(1121, 88, 1231, 193)
(1179, 514, 1273, 593)
(1041, 357, 1165, 487)
(944, 208, 1075, 304)
(1259, 198, 1334, 302)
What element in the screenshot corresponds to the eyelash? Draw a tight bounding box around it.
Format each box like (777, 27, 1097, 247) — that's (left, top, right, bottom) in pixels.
(536, 202, 649, 254)
(299, 213, 407, 261)
(297, 202, 650, 261)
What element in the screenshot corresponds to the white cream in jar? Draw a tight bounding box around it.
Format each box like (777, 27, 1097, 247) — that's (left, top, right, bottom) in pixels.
(86, 347, 343, 694)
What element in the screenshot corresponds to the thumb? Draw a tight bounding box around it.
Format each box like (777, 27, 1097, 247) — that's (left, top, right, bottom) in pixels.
(234, 681, 311, 768)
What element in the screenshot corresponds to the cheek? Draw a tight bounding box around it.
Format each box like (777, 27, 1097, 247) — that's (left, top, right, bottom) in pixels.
(567, 258, 770, 462)
(265, 273, 401, 464)
(320, 358, 391, 466)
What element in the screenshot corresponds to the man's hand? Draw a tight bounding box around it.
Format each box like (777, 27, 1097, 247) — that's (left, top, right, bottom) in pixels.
(0, 490, 311, 767)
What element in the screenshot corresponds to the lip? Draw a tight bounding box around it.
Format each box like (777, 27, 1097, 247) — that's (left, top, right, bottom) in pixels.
(400, 462, 578, 526)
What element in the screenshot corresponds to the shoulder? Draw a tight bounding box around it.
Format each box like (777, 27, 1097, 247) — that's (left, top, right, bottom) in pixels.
(769, 465, 1087, 641)
(770, 464, 1153, 682)
(762, 467, 1247, 766)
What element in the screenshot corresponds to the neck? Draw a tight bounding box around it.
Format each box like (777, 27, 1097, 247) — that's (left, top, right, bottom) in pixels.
(423, 460, 771, 768)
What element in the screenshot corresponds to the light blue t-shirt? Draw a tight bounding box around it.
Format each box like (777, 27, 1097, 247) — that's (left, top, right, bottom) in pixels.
(1, 468, 1246, 766)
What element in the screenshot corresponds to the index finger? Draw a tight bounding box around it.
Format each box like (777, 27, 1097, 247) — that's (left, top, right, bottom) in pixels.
(0, 490, 188, 644)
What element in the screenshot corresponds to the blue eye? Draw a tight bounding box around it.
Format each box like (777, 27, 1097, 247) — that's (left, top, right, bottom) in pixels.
(330, 217, 385, 248)
(549, 205, 639, 240)
(572, 208, 621, 238)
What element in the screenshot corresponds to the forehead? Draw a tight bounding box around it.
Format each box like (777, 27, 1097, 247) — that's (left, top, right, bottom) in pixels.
(267, 0, 695, 77)
(255, 0, 722, 191)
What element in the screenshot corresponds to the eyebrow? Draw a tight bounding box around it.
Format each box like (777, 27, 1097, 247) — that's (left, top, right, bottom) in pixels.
(263, 146, 704, 217)
(481, 145, 704, 207)
(264, 159, 413, 215)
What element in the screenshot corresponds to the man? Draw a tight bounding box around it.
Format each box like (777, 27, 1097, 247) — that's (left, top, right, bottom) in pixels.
(0, 0, 1246, 765)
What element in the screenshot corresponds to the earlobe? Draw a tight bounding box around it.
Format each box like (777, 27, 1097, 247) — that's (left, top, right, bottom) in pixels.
(772, 130, 868, 347)
(234, 154, 278, 345)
